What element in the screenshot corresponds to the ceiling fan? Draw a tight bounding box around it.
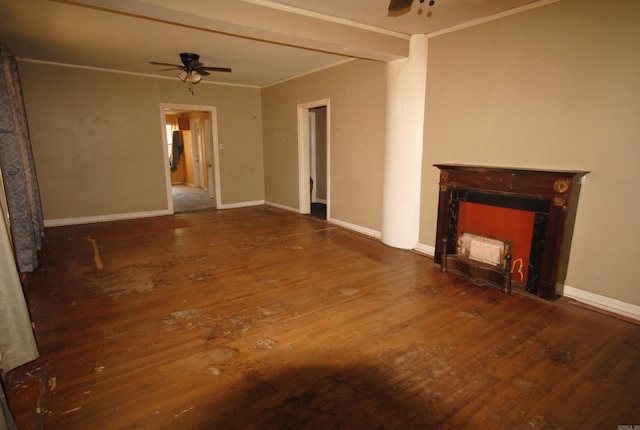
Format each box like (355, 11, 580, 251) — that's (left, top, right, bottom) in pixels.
(149, 53, 231, 94)
(388, 0, 434, 12)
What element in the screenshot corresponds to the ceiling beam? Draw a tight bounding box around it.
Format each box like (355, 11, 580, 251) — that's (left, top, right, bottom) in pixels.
(60, 0, 410, 62)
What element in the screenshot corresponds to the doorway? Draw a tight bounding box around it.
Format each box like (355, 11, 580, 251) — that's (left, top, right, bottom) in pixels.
(297, 99, 330, 219)
(159, 103, 221, 213)
(309, 106, 327, 219)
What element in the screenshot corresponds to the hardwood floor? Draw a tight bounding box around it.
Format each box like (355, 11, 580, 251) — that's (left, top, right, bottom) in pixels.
(4, 206, 640, 429)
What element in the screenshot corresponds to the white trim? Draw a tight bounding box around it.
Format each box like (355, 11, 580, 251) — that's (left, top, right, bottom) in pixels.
(159, 107, 175, 214)
(414, 243, 436, 257)
(219, 200, 265, 210)
(309, 110, 317, 203)
(191, 118, 205, 189)
(297, 105, 311, 214)
(266, 202, 381, 242)
(268, 199, 383, 239)
(297, 99, 330, 216)
(265, 201, 300, 213)
(44, 210, 170, 227)
(266, 202, 381, 239)
(204, 118, 215, 199)
(329, 218, 381, 240)
(427, 0, 563, 39)
(210, 110, 223, 209)
(160, 103, 222, 211)
(563, 285, 640, 322)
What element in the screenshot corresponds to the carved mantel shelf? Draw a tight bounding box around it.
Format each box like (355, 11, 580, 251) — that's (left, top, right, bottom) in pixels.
(434, 164, 589, 300)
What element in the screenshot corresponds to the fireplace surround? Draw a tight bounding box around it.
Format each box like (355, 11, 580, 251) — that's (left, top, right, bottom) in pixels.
(434, 164, 588, 301)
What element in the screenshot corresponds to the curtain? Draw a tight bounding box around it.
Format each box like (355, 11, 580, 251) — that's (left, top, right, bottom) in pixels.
(0, 208, 39, 373)
(0, 43, 40, 429)
(0, 43, 44, 273)
(0, 210, 38, 373)
(0, 381, 18, 430)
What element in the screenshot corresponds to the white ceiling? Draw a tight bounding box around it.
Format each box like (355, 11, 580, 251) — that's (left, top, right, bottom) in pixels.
(0, 0, 552, 88)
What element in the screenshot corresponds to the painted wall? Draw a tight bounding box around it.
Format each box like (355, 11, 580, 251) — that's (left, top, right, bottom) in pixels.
(262, 59, 387, 231)
(419, 0, 640, 305)
(18, 62, 264, 221)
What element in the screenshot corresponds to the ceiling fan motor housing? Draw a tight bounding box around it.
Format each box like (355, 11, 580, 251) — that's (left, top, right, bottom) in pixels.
(180, 53, 201, 68)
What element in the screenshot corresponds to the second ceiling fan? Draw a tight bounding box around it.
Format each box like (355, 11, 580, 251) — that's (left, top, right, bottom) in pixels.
(388, 0, 434, 12)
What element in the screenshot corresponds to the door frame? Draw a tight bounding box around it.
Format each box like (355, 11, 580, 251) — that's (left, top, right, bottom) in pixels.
(309, 109, 317, 203)
(297, 99, 330, 216)
(159, 103, 221, 212)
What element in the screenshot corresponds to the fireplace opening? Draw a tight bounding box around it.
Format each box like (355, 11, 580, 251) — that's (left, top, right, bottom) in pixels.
(447, 189, 550, 293)
(459, 202, 534, 284)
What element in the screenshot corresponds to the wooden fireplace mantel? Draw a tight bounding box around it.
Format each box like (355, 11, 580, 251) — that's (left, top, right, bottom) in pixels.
(434, 164, 589, 300)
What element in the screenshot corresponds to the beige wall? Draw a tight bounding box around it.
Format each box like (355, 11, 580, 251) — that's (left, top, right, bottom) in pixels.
(262, 59, 387, 231)
(420, 0, 640, 305)
(19, 62, 263, 220)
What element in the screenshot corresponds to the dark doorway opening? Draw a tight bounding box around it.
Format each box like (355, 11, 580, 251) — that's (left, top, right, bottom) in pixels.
(310, 202, 327, 219)
(309, 106, 327, 220)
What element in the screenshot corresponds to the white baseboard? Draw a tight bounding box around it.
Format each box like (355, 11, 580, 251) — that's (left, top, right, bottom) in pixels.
(45, 200, 274, 226)
(563, 285, 640, 322)
(264, 201, 300, 213)
(414, 243, 436, 257)
(328, 217, 381, 240)
(44, 209, 171, 227)
(265, 201, 381, 239)
(219, 200, 265, 210)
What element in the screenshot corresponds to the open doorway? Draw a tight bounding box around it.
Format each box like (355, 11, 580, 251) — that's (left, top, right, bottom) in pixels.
(297, 99, 330, 219)
(309, 106, 327, 219)
(159, 103, 221, 213)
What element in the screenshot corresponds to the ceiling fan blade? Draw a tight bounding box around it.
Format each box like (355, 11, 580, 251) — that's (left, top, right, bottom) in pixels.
(199, 66, 232, 73)
(388, 0, 413, 11)
(158, 67, 182, 72)
(149, 61, 182, 68)
(194, 68, 210, 76)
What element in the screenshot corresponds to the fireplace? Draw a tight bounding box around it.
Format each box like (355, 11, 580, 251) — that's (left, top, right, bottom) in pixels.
(434, 164, 588, 301)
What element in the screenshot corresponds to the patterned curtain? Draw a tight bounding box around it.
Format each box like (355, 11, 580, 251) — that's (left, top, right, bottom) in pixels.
(0, 43, 44, 273)
(0, 44, 40, 417)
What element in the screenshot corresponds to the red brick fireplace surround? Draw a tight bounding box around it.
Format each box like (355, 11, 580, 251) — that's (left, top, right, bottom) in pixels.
(434, 164, 588, 301)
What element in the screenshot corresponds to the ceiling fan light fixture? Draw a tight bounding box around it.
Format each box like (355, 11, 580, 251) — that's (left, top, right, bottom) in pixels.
(190, 71, 202, 84)
(178, 70, 188, 82)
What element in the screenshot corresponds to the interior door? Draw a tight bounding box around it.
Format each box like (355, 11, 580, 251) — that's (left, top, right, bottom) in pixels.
(190, 118, 204, 188)
(204, 118, 215, 199)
